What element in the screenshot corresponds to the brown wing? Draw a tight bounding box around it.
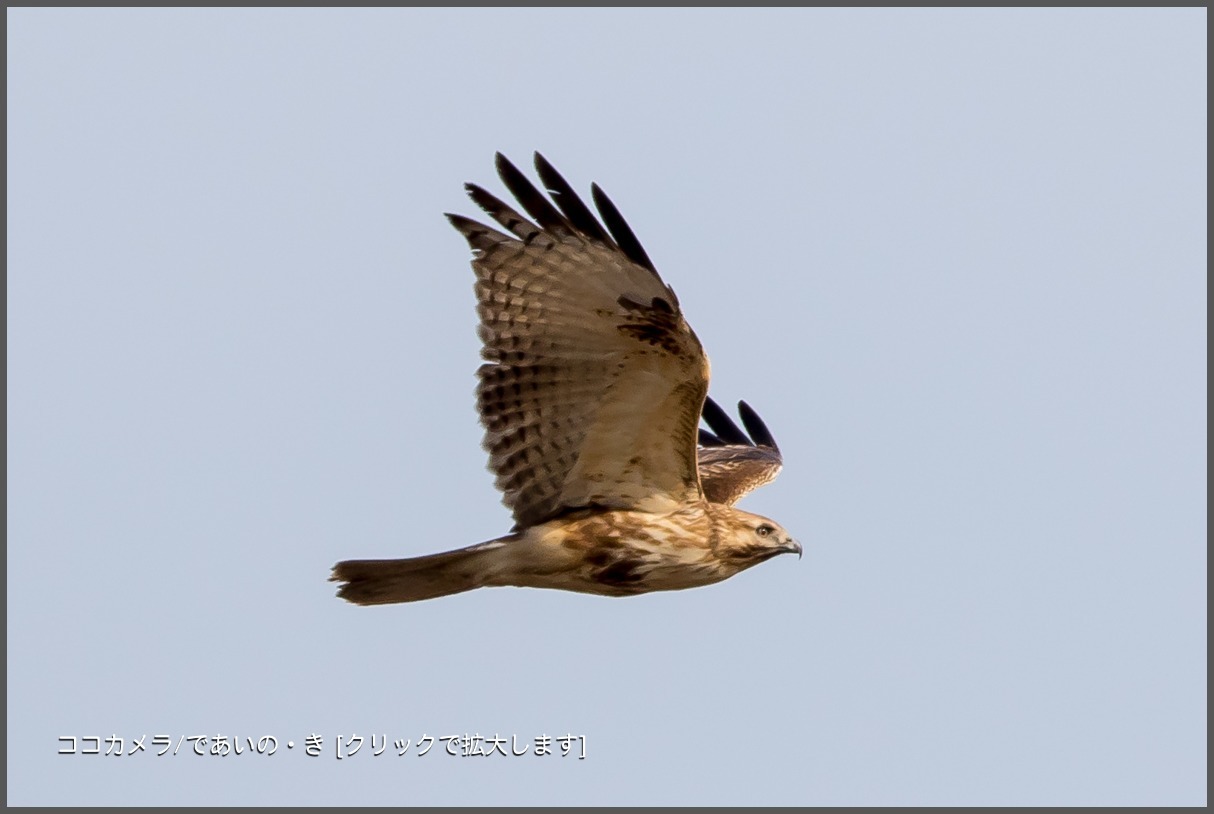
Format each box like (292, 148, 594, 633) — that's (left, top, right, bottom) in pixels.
(446, 153, 710, 529)
(697, 397, 784, 506)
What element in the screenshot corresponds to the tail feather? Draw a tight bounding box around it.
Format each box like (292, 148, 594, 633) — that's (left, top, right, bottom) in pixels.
(331, 539, 511, 605)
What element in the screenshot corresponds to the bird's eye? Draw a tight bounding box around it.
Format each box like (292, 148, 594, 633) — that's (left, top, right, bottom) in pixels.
(756, 524, 774, 537)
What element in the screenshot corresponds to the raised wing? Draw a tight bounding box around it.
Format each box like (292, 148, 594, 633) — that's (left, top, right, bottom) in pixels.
(697, 397, 783, 506)
(447, 153, 710, 529)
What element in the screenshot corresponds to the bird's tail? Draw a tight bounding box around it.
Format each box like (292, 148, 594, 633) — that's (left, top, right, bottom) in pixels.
(330, 536, 517, 606)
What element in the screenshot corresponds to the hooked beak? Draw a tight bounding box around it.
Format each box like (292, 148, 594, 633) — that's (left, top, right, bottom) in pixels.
(782, 538, 802, 560)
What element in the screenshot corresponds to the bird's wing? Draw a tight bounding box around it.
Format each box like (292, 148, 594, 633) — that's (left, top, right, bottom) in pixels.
(697, 397, 784, 506)
(447, 153, 710, 529)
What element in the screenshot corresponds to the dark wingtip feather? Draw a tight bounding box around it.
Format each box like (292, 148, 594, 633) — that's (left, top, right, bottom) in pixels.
(445, 211, 481, 231)
(533, 152, 614, 244)
(463, 182, 541, 240)
(701, 396, 752, 446)
(446, 213, 510, 251)
(465, 182, 506, 216)
(699, 428, 724, 447)
(590, 182, 657, 275)
(738, 401, 780, 453)
(494, 152, 570, 233)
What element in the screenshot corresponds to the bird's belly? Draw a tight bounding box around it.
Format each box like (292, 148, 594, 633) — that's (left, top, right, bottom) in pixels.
(514, 555, 735, 597)
(488, 505, 742, 597)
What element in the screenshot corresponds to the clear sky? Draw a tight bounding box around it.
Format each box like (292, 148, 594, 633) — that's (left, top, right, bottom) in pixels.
(6, 8, 1206, 806)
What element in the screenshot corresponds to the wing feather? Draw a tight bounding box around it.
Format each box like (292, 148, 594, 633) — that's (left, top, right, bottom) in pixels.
(448, 154, 709, 529)
(533, 153, 616, 245)
(737, 400, 780, 452)
(697, 398, 784, 506)
(701, 396, 753, 445)
(590, 183, 660, 280)
(463, 183, 543, 242)
(493, 152, 574, 236)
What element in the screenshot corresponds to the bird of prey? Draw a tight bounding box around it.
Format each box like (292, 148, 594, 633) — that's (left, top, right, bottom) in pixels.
(331, 153, 798, 605)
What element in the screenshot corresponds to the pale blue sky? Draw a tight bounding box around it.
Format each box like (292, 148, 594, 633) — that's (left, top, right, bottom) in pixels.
(7, 8, 1206, 806)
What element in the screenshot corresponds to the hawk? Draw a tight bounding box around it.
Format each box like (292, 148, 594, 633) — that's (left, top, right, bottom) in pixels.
(331, 153, 799, 605)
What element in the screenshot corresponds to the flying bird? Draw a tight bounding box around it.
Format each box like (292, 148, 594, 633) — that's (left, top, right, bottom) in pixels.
(331, 153, 798, 605)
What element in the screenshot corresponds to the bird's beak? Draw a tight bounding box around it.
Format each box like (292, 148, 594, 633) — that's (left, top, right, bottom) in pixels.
(783, 538, 802, 560)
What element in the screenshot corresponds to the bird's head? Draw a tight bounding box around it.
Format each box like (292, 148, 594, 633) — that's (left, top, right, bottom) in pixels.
(712, 506, 801, 565)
